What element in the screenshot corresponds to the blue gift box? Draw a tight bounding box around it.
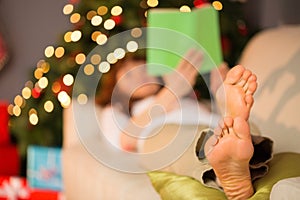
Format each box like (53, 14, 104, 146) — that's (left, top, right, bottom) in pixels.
(27, 145, 63, 191)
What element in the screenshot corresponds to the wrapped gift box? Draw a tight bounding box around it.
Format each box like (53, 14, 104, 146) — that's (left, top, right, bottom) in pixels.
(0, 176, 63, 200)
(0, 176, 30, 200)
(30, 189, 64, 200)
(0, 101, 9, 145)
(27, 146, 63, 191)
(0, 101, 20, 176)
(0, 145, 19, 176)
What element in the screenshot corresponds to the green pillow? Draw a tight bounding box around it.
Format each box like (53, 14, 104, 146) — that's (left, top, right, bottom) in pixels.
(148, 152, 300, 200)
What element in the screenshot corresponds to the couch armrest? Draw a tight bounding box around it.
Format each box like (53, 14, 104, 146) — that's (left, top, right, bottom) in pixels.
(62, 143, 160, 200)
(62, 105, 81, 149)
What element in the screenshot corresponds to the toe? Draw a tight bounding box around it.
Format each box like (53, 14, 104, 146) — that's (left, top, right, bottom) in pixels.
(242, 70, 252, 80)
(223, 117, 234, 135)
(223, 117, 234, 127)
(217, 120, 226, 137)
(224, 65, 245, 85)
(249, 74, 257, 82)
(233, 117, 251, 139)
(214, 124, 223, 137)
(246, 75, 258, 95)
(237, 69, 252, 88)
(245, 94, 254, 110)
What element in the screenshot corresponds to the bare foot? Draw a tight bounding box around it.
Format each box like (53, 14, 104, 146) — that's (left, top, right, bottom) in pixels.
(205, 117, 254, 200)
(216, 65, 257, 120)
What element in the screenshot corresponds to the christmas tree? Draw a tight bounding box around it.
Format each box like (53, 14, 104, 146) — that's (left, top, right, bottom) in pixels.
(8, 0, 251, 174)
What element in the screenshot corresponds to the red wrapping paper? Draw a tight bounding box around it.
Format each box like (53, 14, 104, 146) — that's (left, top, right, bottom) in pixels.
(0, 102, 9, 145)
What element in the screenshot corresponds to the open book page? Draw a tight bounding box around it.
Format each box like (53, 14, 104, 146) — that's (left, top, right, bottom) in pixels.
(147, 5, 223, 76)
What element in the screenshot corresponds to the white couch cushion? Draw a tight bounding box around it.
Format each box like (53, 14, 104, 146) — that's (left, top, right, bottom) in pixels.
(270, 176, 300, 200)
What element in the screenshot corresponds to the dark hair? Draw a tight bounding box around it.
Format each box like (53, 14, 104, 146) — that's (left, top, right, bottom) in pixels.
(95, 52, 146, 108)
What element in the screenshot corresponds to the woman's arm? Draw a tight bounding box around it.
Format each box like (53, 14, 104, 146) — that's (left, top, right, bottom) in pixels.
(120, 49, 203, 151)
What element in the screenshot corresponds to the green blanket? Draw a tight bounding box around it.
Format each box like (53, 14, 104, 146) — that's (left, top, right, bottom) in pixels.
(148, 152, 300, 200)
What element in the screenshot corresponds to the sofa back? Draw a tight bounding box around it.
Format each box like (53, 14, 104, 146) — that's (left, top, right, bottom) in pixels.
(239, 25, 300, 153)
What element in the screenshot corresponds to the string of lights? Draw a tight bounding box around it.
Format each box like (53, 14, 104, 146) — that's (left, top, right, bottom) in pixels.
(7, 0, 249, 164)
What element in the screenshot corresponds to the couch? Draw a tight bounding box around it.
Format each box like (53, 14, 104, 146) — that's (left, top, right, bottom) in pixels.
(62, 25, 300, 200)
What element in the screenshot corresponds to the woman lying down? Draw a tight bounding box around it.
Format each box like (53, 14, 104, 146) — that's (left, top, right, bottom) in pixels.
(96, 49, 273, 200)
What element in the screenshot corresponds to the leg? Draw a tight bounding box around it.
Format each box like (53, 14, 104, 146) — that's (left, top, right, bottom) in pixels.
(205, 65, 258, 199)
(210, 62, 229, 97)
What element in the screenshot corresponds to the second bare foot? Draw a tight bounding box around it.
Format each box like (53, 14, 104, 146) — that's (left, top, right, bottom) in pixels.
(205, 117, 254, 200)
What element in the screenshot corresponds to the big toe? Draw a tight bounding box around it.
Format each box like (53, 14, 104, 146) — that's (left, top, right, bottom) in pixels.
(225, 65, 245, 85)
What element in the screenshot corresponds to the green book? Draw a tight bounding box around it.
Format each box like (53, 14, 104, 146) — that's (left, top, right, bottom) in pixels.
(146, 5, 223, 75)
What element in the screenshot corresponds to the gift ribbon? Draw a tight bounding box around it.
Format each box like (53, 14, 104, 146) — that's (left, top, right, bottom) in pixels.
(0, 177, 30, 200)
